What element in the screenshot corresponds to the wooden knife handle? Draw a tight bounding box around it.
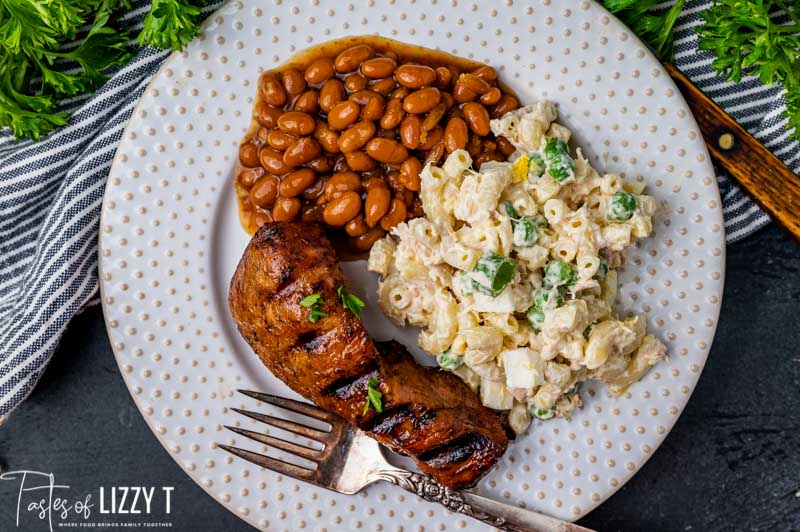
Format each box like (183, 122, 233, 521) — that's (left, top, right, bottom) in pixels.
(663, 62, 800, 238)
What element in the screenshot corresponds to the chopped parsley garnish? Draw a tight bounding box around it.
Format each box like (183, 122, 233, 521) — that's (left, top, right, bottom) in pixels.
(299, 293, 328, 323)
(338, 286, 366, 318)
(363, 377, 383, 415)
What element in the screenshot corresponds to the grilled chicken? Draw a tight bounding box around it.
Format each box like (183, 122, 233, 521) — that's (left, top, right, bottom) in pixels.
(228, 222, 510, 489)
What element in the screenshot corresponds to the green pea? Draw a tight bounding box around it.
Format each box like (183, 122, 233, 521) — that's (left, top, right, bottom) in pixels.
(607, 191, 637, 221)
(534, 288, 563, 309)
(513, 218, 538, 247)
(437, 352, 463, 371)
(472, 253, 516, 297)
(530, 405, 555, 420)
(543, 138, 574, 182)
(530, 214, 547, 228)
(594, 256, 609, 280)
(544, 260, 576, 288)
(528, 152, 546, 179)
(526, 307, 545, 330)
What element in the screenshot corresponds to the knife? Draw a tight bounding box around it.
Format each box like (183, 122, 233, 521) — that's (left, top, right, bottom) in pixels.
(656, 61, 800, 239)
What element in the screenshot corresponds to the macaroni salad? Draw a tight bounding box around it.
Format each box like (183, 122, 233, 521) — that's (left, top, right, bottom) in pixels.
(367, 101, 667, 434)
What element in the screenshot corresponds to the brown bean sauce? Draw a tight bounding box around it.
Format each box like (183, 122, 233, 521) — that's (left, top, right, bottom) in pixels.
(234, 35, 519, 257)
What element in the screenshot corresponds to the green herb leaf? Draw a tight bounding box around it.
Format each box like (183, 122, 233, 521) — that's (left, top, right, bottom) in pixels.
(472, 253, 516, 297)
(601, 0, 685, 61)
(300, 293, 323, 307)
(697, 0, 800, 141)
(338, 286, 366, 318)
(138, 0, 204, 51)
(363, 377, 383, 415)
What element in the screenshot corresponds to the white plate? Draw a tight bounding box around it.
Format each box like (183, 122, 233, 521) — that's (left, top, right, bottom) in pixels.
(98, 0, 725, 528)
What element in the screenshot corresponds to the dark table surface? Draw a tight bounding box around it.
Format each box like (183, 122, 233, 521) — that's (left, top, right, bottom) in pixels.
(1, 224, 799, 532)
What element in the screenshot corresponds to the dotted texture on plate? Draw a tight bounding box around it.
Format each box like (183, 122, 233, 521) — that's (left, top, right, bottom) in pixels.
(98, 0, 726, 529)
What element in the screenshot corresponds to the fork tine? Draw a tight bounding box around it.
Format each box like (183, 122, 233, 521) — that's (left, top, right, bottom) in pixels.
(217, 444, 315, 480)
(225, 425, 322, 461)
(231, 407, 329, 441)
(238, 390, 336, 422)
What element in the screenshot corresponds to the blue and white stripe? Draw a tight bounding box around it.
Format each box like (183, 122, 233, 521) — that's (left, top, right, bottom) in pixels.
(0, 0, 796, 415)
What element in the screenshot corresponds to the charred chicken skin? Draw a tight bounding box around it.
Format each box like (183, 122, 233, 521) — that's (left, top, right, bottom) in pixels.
(228, 222, 510, 489)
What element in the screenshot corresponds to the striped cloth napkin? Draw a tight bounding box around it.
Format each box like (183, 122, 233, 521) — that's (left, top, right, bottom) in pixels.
(0, 0, 797, 416)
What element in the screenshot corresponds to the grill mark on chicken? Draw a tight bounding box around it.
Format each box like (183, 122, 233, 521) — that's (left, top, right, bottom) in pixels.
(417, 433, 489, 469)
(228, 221, 510, 489)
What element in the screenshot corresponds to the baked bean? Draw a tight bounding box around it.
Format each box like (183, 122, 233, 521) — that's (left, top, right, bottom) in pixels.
(390, 87, 410, 100)
(334, 45, 375, 73)
(365, 182, 391, 226)
(314, 121, 340, 153)
(497, 135, 515, 156)
(422, 102, 447, 132)
(252, 210, 273, 229)
(300, 203, 324, 222)
(441, 92, 455, 110)
(366, 138, 409, 164)
(419, 125, 443, 150)
(293, 90, 319, 113)
(479, 87, 502, 106)
(305, 156, 332, 173)
(325, 171, 361, 200)
(380, 198, 407, 230)
(395, 64, 437, 89)
(435, 66, 454, 88)
(345, 215, 369, 237)
(472, 65, 497, 81)
(267, 130, 297, 151)
(272, 196, 301, 221)
(383, 50, 399, 62)
(360, 57, 397, 79)
(370, 77, 397, 95)
(380, 99, 405, 129)
(302, 177, 326, 201)
(328, 101, 361, 130)
(323, 191, 362, 226)
(279, 168, 316, 197)
(422, 141, 445, 168)
(283, 137, 321, 167)
(399, 115, 422, 149)
(345, 151, 377, 171)
(259, 147, 291, 175)
(338, 121, 376, 153)
(237, 166, 264, 187)
(466, 134, 483, 157)
(474, 151, 504, 167)
(459, 73, 491, 96)
(443, 117, 468, 152)
(319, 78, 345, 113)
(483, 139, 497, 153)
(282, 69, 306, 96)
(403, 87, 441, 114)
(250, 175, 279, 208)
(255, 102, 283, 128)
(261, 75, 288, 106)
(255, 127, 269, 143)
(344, 73, 369, 92)
(399, 156, 422, 190)
(349, 90, 385, 120)
(453, 78, 478, 103)
(239, 142, 260, 167)
(304, 57, 335, 85)
(492, 94, 519, 118)
(462, 102, 491, 136)
(277, 111, 316, 135)
(378, 128, 395, 139)
(350, 227, 386, 251)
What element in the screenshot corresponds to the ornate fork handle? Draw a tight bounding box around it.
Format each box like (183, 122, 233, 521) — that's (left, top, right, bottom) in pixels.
(376, 468, 593, 532)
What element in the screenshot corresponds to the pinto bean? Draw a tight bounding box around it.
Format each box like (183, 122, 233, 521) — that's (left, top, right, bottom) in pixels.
(462, 102, 491, 136)
(314, 121, 340, 153)
(281, 69, 306, 96)
(261, 74, 287, 106)
(272, 196, 301, 221)
(324, 171, 361, 200)
(365, 138, 409, 164)
(239, 142, 260, 167)
(350, 227, 386, 251)
(304, 57, 336, 85)
(344, 73, 369, 92)
(492, 94, 519, 118)
(323, 191, 362, 226)
(319, 78, 345, 113)
(255, 102, 283, 128)
(327, 101, 361, 130)
(293, 90, 319, 113)
(370, 77, 397, 95)
(282, 138, 321, 167)
(249, 174, 279, 208)
(345, 215, 369, 237)
(479, 87, 502, 106)
(365, 182, 391, 227)
(395, 64, 437, 89)
(360, 57, 397, 79)
(334, 45, 375, 73)
(403, 87, 441, 114)
(380, 198, 407, 230)
(399, 115, 422, 149)
(344, 151, 377, 171)
(279, 168, 316, 197)
(472, 65, 497, 81)
(338, 121, 376, 153)
(380, 98, 405, 129)
(277, 111, 316, 135)
(259, 147, 291, 175)
(267, 130, 297, 151)
(443, 117, 468, 152)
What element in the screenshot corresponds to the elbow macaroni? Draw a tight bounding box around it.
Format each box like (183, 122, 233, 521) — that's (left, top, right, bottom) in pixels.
(368, 101, 667, 434)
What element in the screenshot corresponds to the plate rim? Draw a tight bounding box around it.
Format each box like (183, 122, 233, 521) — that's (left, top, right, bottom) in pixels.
(97, 0, 727, 527)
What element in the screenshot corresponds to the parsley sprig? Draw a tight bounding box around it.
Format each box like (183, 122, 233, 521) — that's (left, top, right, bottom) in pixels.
(362, 378, 383, 415)
(600, 0, 686, 61)
(299, 293, 328, 323)
(338, 286, 366, 318)
(697, 0, 800, 141)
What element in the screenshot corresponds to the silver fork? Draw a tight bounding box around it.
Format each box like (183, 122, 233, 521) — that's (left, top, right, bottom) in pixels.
(218, 390, 594, 532)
